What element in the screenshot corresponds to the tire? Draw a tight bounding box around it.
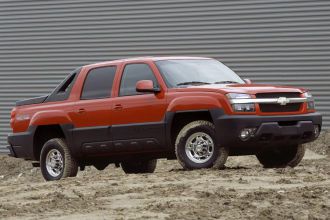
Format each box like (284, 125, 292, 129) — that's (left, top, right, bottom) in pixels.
(175, 120, 228, 170)
(40, 138, 78, 181)
(121, 159, 157, 174)
(256, 144, 305, 168)
(93, 161, 110, 171)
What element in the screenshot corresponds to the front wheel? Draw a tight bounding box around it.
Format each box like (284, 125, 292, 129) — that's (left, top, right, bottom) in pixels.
(256, 144, 305, 168)
(40, 138, 78, 181)
(175, 120, 228, 170)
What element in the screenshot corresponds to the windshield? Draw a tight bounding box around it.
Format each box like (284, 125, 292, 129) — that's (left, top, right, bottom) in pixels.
(155, 59, 245, 88)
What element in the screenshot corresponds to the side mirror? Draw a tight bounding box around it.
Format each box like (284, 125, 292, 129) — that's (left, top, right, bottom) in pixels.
(244, 78, 252, 84)
(136, 80, 160, 93)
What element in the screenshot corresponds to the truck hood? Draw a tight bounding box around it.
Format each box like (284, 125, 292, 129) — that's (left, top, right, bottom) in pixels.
(173, 83, 306, 94)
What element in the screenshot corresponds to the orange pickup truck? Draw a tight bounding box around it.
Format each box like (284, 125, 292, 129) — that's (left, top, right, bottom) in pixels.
(7, 57, 322, 181)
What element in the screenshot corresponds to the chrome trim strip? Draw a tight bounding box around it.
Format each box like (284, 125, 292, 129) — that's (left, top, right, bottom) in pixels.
(230, 97, 308, 105)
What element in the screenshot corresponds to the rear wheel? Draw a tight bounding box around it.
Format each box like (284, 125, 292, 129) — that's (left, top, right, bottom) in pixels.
(256, 144, 305, 168)
(175, 120, 228, 170)
(40, 138, 78, 181)
(121, 159, 157, 174)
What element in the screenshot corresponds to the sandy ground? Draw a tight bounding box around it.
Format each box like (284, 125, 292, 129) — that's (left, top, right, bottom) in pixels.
(0, 132, 329, 220)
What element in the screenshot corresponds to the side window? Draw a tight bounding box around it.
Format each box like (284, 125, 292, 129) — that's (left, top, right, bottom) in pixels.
(81, 66, 116, 100)
(119, 63, 158, 96)
(44, 68, 81, 103)
(58, 73, 76, 94)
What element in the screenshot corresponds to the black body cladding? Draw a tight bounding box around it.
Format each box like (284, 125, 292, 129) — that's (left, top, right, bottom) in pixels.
(210, 109, 322, 155)
(7, 108, 322, 161)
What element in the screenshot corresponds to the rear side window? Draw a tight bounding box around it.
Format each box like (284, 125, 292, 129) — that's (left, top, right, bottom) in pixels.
(119, 63, 158, 96)
(44, 68, 81, 103)
(58, 73, 76, 94)
(81, 66, 116, 100)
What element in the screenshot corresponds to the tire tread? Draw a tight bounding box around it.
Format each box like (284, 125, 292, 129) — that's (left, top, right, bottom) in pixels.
(175, 120, 228, 170)
(40, 138, 78, 181)
(256, 144, 305, 168)
(121, 159, 157, 174)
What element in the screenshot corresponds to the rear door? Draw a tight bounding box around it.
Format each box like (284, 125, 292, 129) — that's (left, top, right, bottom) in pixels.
(111, 62, 167, 152)
(71, 65, 117, 154)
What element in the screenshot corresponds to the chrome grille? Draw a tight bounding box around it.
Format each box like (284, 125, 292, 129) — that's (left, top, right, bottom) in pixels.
(256, 93, 302, 112)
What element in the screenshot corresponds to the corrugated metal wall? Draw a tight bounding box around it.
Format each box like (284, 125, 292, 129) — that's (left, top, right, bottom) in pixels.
(1, 0, 330, 149)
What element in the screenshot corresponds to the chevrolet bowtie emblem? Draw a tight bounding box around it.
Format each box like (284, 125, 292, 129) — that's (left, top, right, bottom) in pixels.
(277, 97, 289, 105)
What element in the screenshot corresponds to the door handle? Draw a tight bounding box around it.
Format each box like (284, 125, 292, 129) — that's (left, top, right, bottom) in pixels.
(114, 104, 123, 111)
(78, 108, 86, 114)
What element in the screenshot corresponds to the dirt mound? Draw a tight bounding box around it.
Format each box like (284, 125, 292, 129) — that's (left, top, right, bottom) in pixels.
(0, 151, 328, 219)
(305, 131, 330, 155)
(0, 155, 34, 177)
(0, 133, 329, 219)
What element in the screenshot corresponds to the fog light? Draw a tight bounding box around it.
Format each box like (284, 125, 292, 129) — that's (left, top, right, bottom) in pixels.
(314, 125, 320, 138)
(239, 128, 257, 141)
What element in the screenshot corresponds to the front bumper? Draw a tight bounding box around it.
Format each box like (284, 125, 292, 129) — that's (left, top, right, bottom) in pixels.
(211, 110, 322, 155)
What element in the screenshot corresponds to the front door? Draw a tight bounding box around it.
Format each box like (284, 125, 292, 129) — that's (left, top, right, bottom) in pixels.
(111, 63, 167, 151)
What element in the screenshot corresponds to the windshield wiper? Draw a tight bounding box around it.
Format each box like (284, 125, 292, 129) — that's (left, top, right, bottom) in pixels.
(213, 81, 239, 84)
(177, 81, 211, 86)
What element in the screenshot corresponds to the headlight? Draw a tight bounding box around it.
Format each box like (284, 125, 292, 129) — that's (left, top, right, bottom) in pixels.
(226, 93, 255, 112)
(303, 92, 315, 110)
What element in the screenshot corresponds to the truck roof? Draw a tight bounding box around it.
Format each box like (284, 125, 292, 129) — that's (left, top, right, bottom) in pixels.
(83, 56, 212, 69)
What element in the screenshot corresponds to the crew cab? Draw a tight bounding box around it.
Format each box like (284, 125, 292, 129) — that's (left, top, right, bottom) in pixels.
(7, 57, 322, 181)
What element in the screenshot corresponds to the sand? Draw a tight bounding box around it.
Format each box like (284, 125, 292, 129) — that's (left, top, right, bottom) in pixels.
(0, 132, 329, 220)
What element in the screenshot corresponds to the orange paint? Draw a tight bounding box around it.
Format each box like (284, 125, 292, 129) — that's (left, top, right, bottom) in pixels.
(11, 57, 314, 133)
